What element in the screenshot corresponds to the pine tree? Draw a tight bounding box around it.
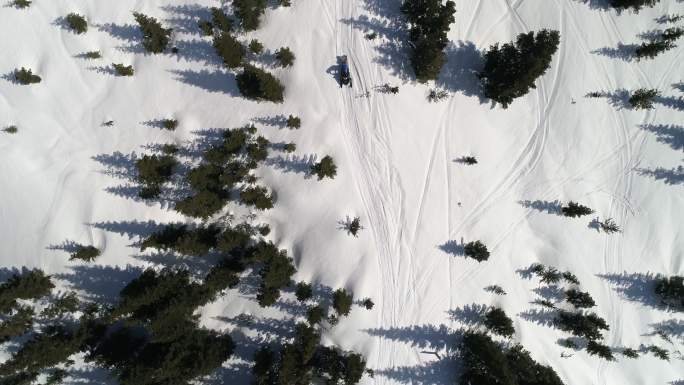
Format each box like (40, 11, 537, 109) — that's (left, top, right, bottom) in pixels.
(70, 245, 101, 262)
(484, 307, 515, 337)
(647, 345, 669, 361)
(249, 39, 264, 54)
(479, 30, 560, 108)
(306, 305, 326, 325)
(210, 7, 233, 34)
(311, 155, 337, 180)
(635, 40, 675, 60)
(400, 0, 456, 82)
(555, 310, 609, 341)
(295, 282, 313, 302)
(66, 13, 88, 34)
(586, 340, 614, 360)
(561, 201, 594, 217)
(14, 68, 41, 84)
(113, 63, 134, 76)
(240, 186, 274, 210)
(133, 12, 172, 53)
(0, 270, 54, 313)
(610, 0, 660, 13)
(629, 88, 660, 109)
(361, 298, 374, 309)
(621, 347, 639, 358)
(286, 115, 301, 129)
(275, 47, 296, 67)
(464, 240, 490, 262)
(233, 0, 267, 31)
(213, 33, 246, 69)
(654, 275, 683, 308)
(333, 288, 353, 316)
(565, 289, 596, 309)
(236, 65, 285, 103)
(0, 307, 33, 342)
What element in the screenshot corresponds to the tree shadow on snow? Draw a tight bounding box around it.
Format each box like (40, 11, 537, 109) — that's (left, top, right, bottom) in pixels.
(591, 43, 638, 62)
(161, 3, 213, 35)
(436, 41, 485, 100)
(655, 95, 684, 111)
(95, 23, 145, 53)
(168, 69, 239, 96)
(598, 272, 680, 311)
(438, 240, 464, 256)
(572, 0, 612, 10)
(518, 199, 563, 215)
(640, 124, 684, 151)
(264, 154, 316, 177)
(636, 166, 684, 186)
(56, 264, 144, 303)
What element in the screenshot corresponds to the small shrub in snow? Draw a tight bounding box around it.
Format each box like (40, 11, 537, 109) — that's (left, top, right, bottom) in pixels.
(283, 142, 296, 153)
(275, 47, 295, 67)
(236, 65, 285, 103)
(459, 156, 478, 165)
(249, 39, 264, 54)
(484, 285, 506, 295)
(83, 51, 102, 59)
(69, 245, 101, 262)
(558, 338, 578, 349)
(344, 217, 362, 237)
(295, 282, 313, 302)
(133, 12, 172, 54)
(15, 68, 41, 84)
(286, 115, 301, 129)
(213, 33, 245, 69)
(621, 347, 639, 358)
(463, 240, 489, 262)
(483, 307, 515, 337)
(161, 119, 178, 131)
(66, 13, 87, 34)
(561, 201, 593, 217)
(361, 298, 374, 310)
(12, 0, 31, 9)
(565, 289, 596, 309)
(333, 288, 353, 316)
(599, 218, 621, 234)
(561, 271, 580, 285)
(2, 126, 18, 134)
(161, 144, 179, 155)
(311, 155, 337, 180)
(113, 63, 134, 76)
(427, 88, 449, 102)
(629, 88, 660, 109)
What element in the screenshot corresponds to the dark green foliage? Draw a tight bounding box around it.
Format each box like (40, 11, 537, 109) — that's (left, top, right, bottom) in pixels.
(249, 39, 264, 54)
(459, 331, 564, 385)
(12, 0, 31, 8)
(586, 340, 614, 360)
(41, 292, 79, 318)
(133, 12, 172, 54)
(311, 155, 337, 180)
(198, 20, 214, 36)
(610, 0, 660, 13)
(176, 190, 227, 219)
(0, 307, 33, 342)
(313, 346, 367, 385)
(485, 285, 507, 295)
(0, 269, 54, 313)
(362, 298, 374, 310)
(333, 288, 353, 316)
(275, 47, 295, 67)
(236, 65, 285, 102)
(400, 0, 456, 82)
(135, 153, 177, 197)
(561, 201, 593, 217)
(0, 372, 38, 385)
(286, 114, 301, 129)
(295, 282, 313, 302)
(654, 275, 683, 307)
(540, 267, 562, 285)
(211, 7, 233, 34)
(464, 240, 489, 262)
(558, 338, 578, 349)
(70, 244, 101, 262)
(0, 325, 81, 376)
(140, 225, 220, 256)
(255, 242, 295, 307)
(161, 144, 178, 155)
(661, 27, 684, 42)
(2, 125, 18, 134)
(621, 347, 639, 358)
(284, 142, 296, 153)
(113, 63, 134, 76)
(555, 310, 609, 341)
(161, 119, 178, 130)
(635, 40, 675, 60)
(461, 156, 478, 165)
(629, 88, 660, 109)
(345, 217, 362, 236)
(479, 30, 560, 108)
(213, 33, 246, 69)
(46, 369, 68, 385)
(484, 307, 515, 337)
(247, 136, 270, 162)
(140, 224, 187, 251)
(216, 224, 253, 254)
(14, 68, 41, 84)
(66, 13, 87, 34)
(233, 0, 267, 31)
(565, 289, 596, 309)
(252, 346, 276, 384)
(83, 50, 102, 59)
(204, 260, 241, 293)
(306, 305, 326, 325)
(561, 271, 580, 285)
(647, 345, 669, 360)
(240, 185, 274, 210)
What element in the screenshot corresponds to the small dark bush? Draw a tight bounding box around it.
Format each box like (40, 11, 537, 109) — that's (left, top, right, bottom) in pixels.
(635, 40, 675, 60)
(647, 345, 669, 360)
(464, 240, 489, 262)
(113, 63, 134, 76)
(361, 298, 374, 310)
(654, 275, 683, 308)
(12, 0, 31, 8)
(2, 126, 18, 134)
(286, 115, 301, 129)
(161, 119, 178, 131)
(283, 143, 296, 153)
(236, 65, 285, 103)
(586, 340, 614, 360)
(15, 68, 41, 84)
(83, 51, 101, 59)
(333, 288, 353, 316)
(621, 347, 639, 358)
(561, 201, 593, 217)
(345, 217, 362, 237)
(629, 88, 660, 109)
(69, 245, 101, 262)
(307, 305, 326, 325)
(311, 155, 337, 180)
(275, 47, 296, 67)
(66, 13, 87, 34)
(565, 289, 596, 309)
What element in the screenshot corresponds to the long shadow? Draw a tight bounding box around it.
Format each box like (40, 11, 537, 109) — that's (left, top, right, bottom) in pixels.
(0, 267, 26, 282)
(56, 264, 144, 303)
(518, 308, 559, 327)
(173, 39, 224, 67)
(264, 154, 315, 176)
(438, 240, 464, 256)
(89, 220, 168, 242)
(640, 124, 684, 151)
(656, 95, 684, 111)
(573, 0, 612, 10)
(375, 358, 458, 385)
(598, 272, 678, 310)
(591, 43, 638, 62)
(252, 115, 288, 129)
(169, 69, 239, 95)
(533, 285, 565, 302)
(95, 23, 144, 53)
(447, 303, 487, 327)
(161, 3, 212, 35)
(364, 324, 457, 352)
(518, 199, 563, 215)
(649, 319, 684, 344)
(637, 166, 684, 186)
(604, 89, 631, 109)
(46, 240, 82, 255)
(436, 41, 485, 100)
(673, 83, 684, 93)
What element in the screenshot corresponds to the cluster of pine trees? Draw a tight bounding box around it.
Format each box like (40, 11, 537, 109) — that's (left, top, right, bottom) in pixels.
(400, 0, 456, 82)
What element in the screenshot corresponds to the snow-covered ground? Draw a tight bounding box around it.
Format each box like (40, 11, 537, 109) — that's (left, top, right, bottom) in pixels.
(1, 0, 683, 384)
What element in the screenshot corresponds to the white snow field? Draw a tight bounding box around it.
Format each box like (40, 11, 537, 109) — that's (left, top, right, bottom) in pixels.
(1, 0, 683, 384)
